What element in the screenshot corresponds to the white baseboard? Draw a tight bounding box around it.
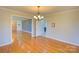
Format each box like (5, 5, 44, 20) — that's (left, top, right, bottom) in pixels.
(32, 35, 42, 37)
(0, 40, 13, 47)
(22, 30, 32, 34)
(44, 36, 79, 46)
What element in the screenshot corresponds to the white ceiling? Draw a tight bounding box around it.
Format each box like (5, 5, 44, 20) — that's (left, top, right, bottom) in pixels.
(1, 6, 79, 15)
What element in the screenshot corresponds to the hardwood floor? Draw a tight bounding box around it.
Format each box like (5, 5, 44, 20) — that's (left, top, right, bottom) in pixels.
(0, 31, 79, 53)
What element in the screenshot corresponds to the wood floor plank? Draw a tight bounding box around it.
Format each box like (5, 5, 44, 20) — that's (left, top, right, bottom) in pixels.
(0, 31, 79, 53)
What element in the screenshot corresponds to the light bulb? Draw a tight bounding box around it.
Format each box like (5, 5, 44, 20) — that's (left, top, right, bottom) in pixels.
(38, 15, 40, 18)
(34, 15, 44, 20)
(34, 16, 37, 19)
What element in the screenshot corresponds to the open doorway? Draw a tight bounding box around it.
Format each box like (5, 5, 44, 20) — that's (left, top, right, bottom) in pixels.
(11, 16, 32, 44)
(36, 19, 47, 37)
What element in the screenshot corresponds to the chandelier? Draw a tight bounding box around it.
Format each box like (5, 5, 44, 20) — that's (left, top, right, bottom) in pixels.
(34, 6, 44, 21)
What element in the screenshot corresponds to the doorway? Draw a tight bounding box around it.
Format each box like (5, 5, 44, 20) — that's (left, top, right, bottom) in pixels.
(11, 16, 32, 43)
(36, 19, 47, 37)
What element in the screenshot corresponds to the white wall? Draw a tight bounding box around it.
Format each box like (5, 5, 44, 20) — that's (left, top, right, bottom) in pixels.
(45, 8, 79, 46)
(0, 9, 12, 46)
(0, 7, 33, 47)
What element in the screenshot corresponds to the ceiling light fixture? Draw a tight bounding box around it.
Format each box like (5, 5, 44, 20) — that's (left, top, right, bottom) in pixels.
(34, 6, 44, 21)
